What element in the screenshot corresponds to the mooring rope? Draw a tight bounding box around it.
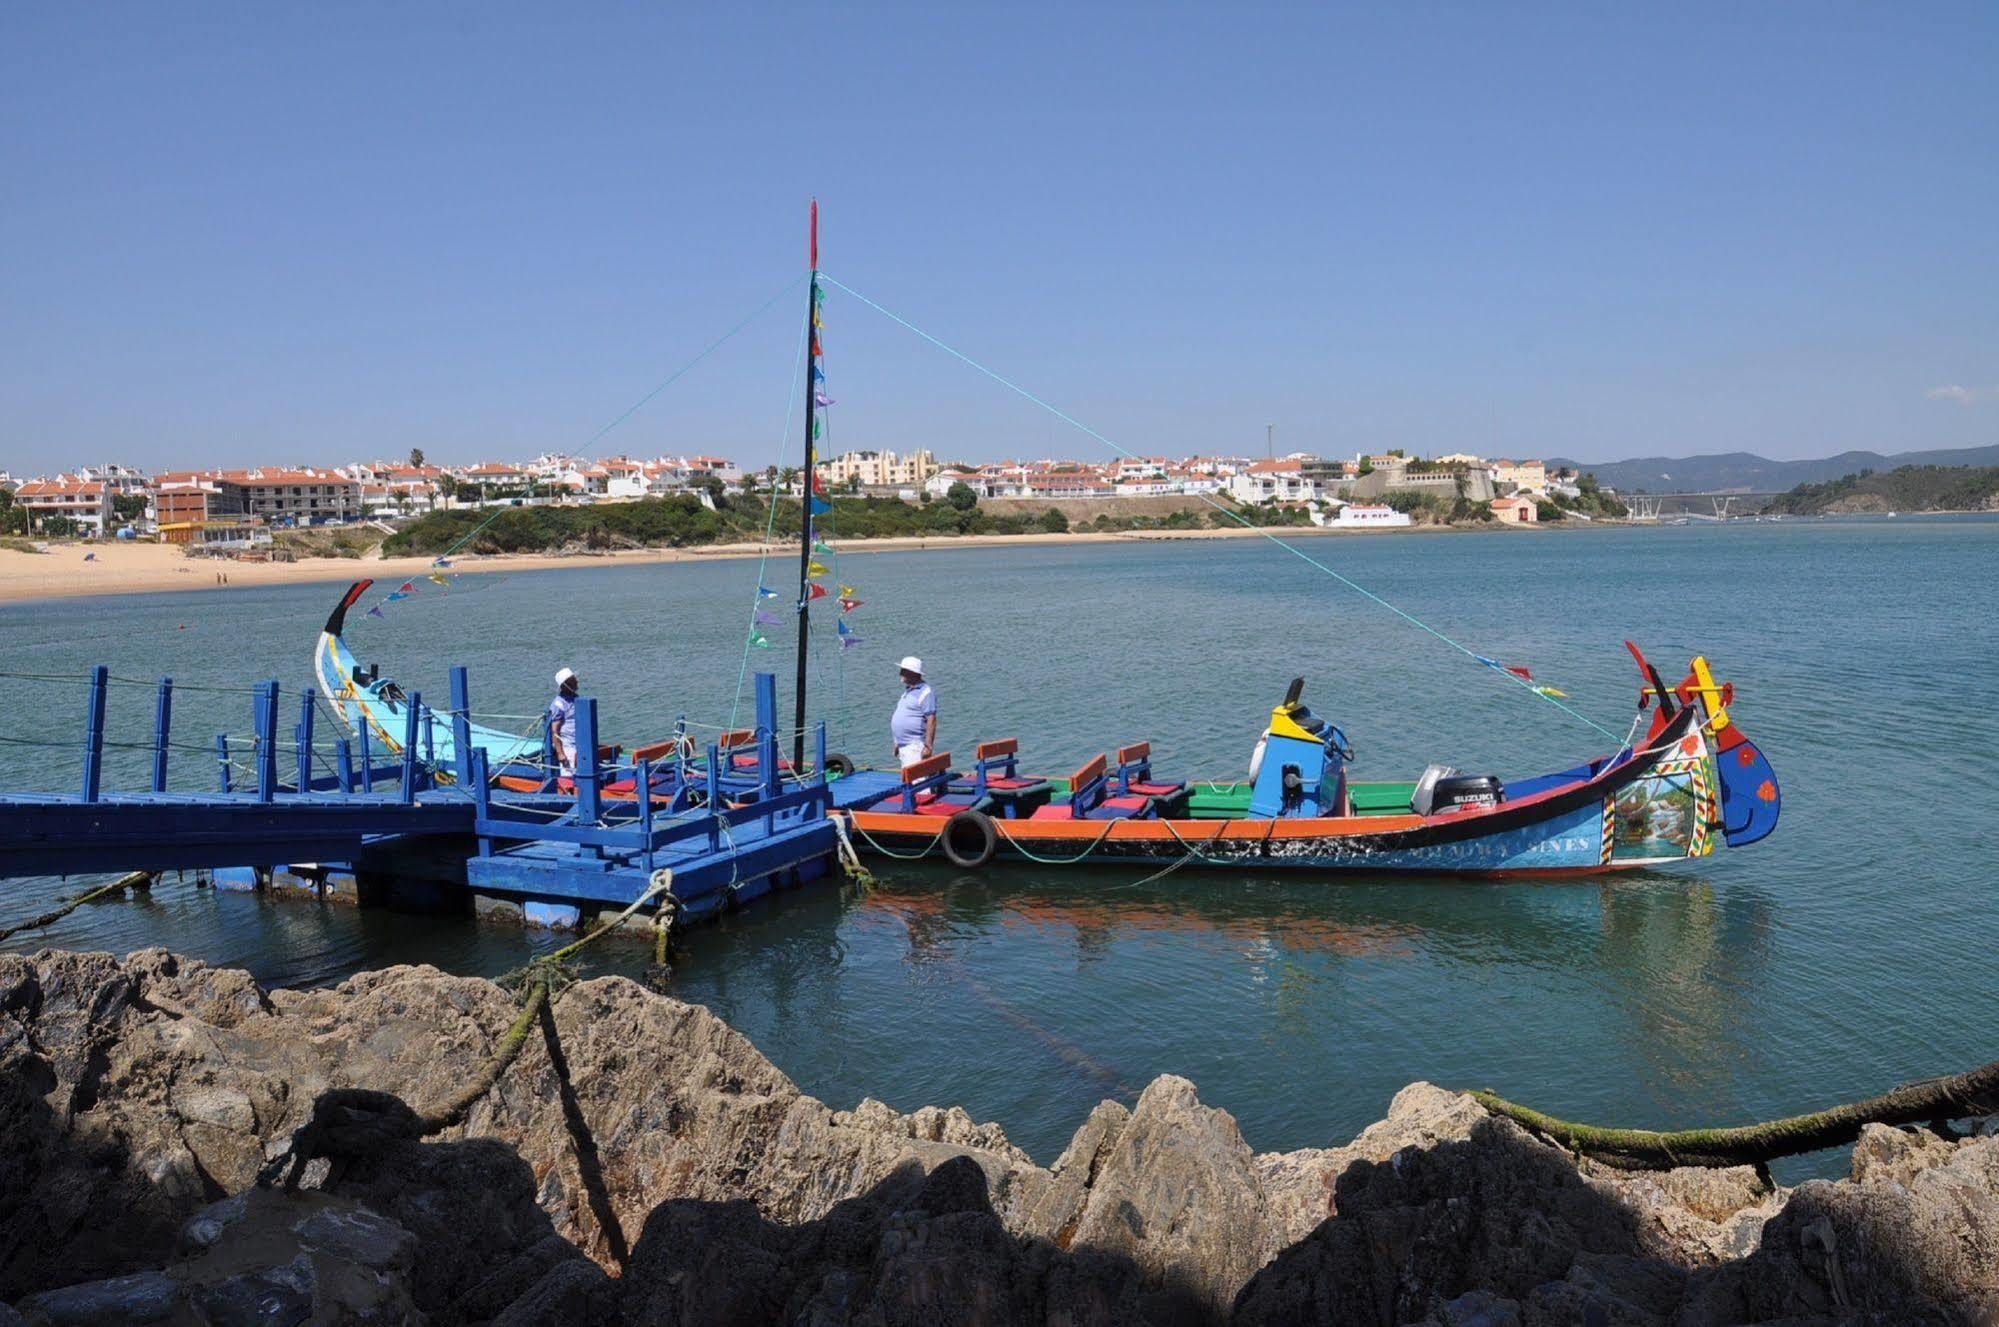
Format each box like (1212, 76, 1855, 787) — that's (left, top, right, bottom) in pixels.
(260, 871, 675, 1189)
(0, 872, 155, 943)
(818, 272, 1625, 745)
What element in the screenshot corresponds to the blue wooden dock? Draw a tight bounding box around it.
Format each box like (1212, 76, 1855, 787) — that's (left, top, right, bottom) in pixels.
(0, 665, 840, 930)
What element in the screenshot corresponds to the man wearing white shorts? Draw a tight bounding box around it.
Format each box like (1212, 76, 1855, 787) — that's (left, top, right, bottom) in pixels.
(891, 656, 937, 768)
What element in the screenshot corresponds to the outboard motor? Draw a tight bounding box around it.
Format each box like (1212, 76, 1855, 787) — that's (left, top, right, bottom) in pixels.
(1248, 678, 1352, 818)
(1411, 763, 1504, 816)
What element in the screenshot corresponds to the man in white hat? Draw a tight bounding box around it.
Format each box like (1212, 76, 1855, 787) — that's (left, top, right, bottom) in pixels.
(891, 656, 936, 769)
(548, 667, 580, 775)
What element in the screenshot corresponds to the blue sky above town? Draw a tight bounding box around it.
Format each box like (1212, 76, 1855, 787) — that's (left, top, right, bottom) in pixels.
(2, 3, 1994, 476)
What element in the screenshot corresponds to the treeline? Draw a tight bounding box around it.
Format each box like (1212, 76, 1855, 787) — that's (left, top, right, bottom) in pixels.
(1768, 465, 1999, 515)
(379, 492, 1225, 556)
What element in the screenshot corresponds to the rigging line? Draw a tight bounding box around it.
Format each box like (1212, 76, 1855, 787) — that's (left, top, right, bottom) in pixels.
(575, 272, 809, 457)
(728, 304, 812, 735)
(818, 272, 1622, 744)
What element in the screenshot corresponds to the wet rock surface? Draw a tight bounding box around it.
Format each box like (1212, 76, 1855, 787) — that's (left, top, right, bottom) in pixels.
(2, 947, 1995, 1325)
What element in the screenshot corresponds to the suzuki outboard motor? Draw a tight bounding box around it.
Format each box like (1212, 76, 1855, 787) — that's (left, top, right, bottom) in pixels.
(1248, 678, 1352, 818)
(1411, 763, 1504, 816)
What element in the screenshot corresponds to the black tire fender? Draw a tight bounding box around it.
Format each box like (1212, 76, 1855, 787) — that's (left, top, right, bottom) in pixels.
(941, 809, 998, 869)
(824, 752, 855, 778)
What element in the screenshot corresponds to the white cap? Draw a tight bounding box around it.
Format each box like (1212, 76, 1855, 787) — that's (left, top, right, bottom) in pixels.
(554, 667, 576, 686)
(898, 656, 924, 676)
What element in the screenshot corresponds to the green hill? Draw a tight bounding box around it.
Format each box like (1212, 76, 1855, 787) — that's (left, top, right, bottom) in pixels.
(1766, 465, 1999, 515)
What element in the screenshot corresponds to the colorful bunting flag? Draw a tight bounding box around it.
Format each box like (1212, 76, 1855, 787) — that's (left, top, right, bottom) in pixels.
(807, 560, 829, 576)
(386, 592, 410, 602)
(812, 362, 825, 383)
(806, 583, 830, 601)
(399, 581, 415, 592)
(837, 621, 863, 649)
(1475, 655, 1535, 682)
(811, 417, 823, 439)
(757, 584, 779, 599)
(367, 606, 385, 618)
(839, 597, 863, 613)
(1534, 685, 1569, 698)
(814, 393, 835, 408)
(432, 558, 453, 568)
(428, 572, 450, 586)
(749, 631, 771, 649)
(809, 495, 831, 516)
(837, 583, 856, 597)
(813, 540, 836, 556)
(836, 619, 860, 638)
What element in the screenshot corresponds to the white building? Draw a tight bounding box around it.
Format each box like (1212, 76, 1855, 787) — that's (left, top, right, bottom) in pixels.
(1312, 501, 1412, 529)
(818, 448, 938, 489)
(12, 476, 114, 535)
(1226, 458, 1317, 504)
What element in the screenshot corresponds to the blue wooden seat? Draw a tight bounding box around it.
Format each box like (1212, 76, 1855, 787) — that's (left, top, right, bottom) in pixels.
(949, 738, 1052, 818)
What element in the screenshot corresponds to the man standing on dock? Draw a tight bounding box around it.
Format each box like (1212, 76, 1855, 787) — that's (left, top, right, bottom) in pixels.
(893, 657, 937, 768)
(549, 667, 579, 775)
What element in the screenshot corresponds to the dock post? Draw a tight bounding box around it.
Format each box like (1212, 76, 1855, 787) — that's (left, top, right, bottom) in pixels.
(152, 677, 173, 793)
(216, 734, 232, 793)
(358, 719, 374, 792)
(706, 743, 722, 851)
(761, 727, 779, 837)
(296, 690, 315, 793)
(470, 747, 493, 857)
(637, 757, 656, 875)
(449, 666, 474, 788)
(573, 697, 602, 827)
(400, 693, 421, 804)
(335, 738, 354, 793)
(81, 665, 108, 803)
(255, 681, 279, 804)
(815, 721, 827, 787)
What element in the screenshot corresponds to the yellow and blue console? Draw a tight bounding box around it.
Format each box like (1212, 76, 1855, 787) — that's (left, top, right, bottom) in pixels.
(1247, 678, 1352, 818)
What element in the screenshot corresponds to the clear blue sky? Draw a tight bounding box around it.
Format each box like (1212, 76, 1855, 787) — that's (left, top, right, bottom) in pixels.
(3, 3, 1994, 476)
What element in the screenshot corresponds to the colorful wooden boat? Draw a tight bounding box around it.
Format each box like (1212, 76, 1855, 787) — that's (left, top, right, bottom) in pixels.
(828, 651, 1780, 876)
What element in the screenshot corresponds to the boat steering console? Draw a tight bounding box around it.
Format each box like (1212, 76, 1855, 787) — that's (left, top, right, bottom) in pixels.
(1248, 678, 1352, 818)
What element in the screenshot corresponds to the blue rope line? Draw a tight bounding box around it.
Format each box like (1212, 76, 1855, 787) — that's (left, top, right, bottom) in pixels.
(728, 310, 810, 734)
(576, 272, 807, 455)
(819, 272, 1623, 744)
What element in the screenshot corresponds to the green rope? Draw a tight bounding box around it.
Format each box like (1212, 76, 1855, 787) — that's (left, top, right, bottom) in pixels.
(819, 272, 1624, 746)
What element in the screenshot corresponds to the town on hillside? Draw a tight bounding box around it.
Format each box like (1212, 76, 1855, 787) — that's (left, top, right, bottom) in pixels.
(0, 448, 1599, 548)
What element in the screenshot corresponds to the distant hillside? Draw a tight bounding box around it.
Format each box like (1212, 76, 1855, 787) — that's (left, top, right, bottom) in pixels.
(1547, 443, 1999, 494)
(1766, 465, 1999, 515)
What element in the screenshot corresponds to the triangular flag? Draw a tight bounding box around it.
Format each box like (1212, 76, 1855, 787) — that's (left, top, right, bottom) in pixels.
(836, 619, 859, 638)
(813, 540, 835, 556)
(1534, 685, 1568, 698)
(433, 558, 452, 567)
(1506, 665, 1533, 681)
(386, 592, 410, 602)
(809, 495, 831, 516)
(811, 472, 827, 495)
(840, 634, 865, 650)
(837, 584, 856, 597)
(757, 584, 779, 599)
(807, 560, 829, 576)
(806, 583, 829, 601)
(754, 610, 779, 627)
(814, 393, 835, 408)
(749, 631, 771, 649)
(428, 572, 450, 586)
(399, 581, 415, 592)
(812, 362, 825, 383)
(840, 597, 863, 613)
(367, 606, 385, 618)
(812, 308, 823, 330)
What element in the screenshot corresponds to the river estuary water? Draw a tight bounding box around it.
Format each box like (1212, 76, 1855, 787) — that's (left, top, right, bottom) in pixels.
(2, 516, 1994, 1174)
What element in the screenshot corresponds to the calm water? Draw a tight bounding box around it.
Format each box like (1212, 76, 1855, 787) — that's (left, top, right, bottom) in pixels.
(3, 518, 1995, 1174)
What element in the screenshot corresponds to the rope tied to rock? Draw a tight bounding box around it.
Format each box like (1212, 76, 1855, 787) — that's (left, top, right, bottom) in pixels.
(260, 871, 676, 1189)
(1469, 1057, 1999, 1170)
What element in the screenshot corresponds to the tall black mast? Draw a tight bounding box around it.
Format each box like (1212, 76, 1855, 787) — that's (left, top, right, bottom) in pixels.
(792, 200, 820, 771)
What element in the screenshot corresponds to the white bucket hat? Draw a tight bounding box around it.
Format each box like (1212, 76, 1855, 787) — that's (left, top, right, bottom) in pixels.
(897, 656, 924, 677)
(554, 667, 577, 686)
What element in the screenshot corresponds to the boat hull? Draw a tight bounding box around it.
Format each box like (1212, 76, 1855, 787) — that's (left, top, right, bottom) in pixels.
(844, 707, 1723, 877)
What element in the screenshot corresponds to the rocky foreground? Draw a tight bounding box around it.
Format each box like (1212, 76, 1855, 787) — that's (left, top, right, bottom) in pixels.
(1, 949, 1994, 1325)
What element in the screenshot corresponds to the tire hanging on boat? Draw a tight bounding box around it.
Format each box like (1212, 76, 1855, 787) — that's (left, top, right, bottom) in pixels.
(941, 809, 998, 869)
(824, 753, 855, 777)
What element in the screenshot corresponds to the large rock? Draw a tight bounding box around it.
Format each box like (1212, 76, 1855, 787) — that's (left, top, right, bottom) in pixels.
(6, 946, 1999, 1325)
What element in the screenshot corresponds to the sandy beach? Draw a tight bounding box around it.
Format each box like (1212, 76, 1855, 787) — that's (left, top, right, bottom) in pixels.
(0, 522, 1540, 608)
